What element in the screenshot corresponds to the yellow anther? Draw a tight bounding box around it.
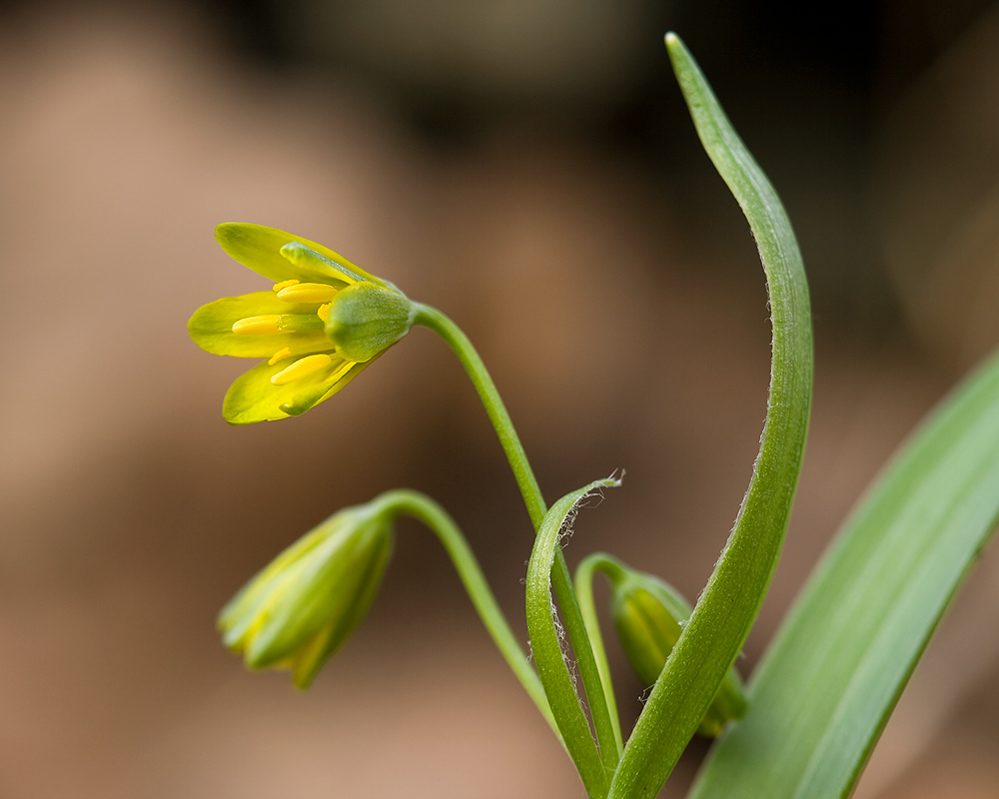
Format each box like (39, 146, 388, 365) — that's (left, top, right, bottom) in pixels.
(270, 353, 333, 385)
(276, 282, 340, 304)
(267, 347, 293, 366)
(317, 302, 331, 322)
(272, 279, 300, 292)
(232, 315, 283, 335)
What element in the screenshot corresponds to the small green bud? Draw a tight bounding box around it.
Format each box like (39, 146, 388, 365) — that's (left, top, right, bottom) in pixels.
(611, 568, 748, 737)
(218, 502, 394, 689)
(325, 282, 414, 363)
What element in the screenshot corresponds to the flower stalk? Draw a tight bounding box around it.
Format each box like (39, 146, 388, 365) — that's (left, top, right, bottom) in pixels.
(413, 303, 623, 773)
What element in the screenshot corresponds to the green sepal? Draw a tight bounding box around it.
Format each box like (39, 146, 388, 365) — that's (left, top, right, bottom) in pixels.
(326, 283, 414, 363)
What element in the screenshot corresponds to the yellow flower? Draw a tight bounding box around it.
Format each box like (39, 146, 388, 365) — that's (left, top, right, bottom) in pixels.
(189, 223, 414, 424)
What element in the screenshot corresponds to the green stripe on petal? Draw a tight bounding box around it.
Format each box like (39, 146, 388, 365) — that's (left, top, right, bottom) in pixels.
(215, 223, 382, 285)
(188, 292, 331, 358)
(222, 355, 370, 424)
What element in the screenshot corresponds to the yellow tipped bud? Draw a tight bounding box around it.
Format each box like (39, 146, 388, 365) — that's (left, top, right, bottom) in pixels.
(271, 353, 334, 385)
(272, 279, 300, 292)
(267, 347, 293, 366)
(232, 315, 283, 335)
(217, 500, 395, 689)
(276, 282, 340, 304)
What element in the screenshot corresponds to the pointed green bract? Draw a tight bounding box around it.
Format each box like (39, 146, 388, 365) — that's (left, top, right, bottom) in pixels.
(607, 34, 813, 799)
(526, 478, 621, 799)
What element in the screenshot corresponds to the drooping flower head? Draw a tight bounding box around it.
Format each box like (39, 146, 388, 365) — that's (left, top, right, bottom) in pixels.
(189, 224, 415, 424)
(218, 502, 394, 689)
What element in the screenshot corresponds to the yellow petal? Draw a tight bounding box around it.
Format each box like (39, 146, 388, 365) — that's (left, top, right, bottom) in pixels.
(222, 355, 374, 424)
(188, 292, 331, 358)
(215, 223, 381, 285)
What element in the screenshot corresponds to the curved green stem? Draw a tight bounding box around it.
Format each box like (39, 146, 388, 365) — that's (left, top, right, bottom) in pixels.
(412, 304, 546, 527)
(574, 553, 626, 752)
(372, 488, 560, 738)
(414, 304, 621, 777)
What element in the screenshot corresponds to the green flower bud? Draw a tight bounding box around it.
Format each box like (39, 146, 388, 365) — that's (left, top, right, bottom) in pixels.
(610, 568, 748, 737)
(325, 282, 415, 363)
(218, 502, 393, 689)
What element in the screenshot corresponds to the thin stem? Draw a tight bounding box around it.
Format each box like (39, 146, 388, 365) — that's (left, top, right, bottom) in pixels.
(413, 303, 546, 528)
(574, 553, 627, 752)
(374, 488, 560, 738)
(413, 303, 621, 774)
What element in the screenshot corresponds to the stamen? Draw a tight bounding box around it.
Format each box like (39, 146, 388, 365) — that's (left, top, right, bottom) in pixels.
(276, 282, 340, 304)
(267, 347, 293, 366)
(272, 279, 300, 292)
(270, 353, 334, 385)
(232, 315, 282, 335)
(317, 302, 331, 322)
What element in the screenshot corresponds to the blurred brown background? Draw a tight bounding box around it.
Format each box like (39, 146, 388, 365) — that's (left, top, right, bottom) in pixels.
(2, 0, 999, 796)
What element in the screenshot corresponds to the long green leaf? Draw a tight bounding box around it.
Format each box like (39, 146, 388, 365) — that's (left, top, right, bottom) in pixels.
(690, 348, 999, 799)
(607, 34, 814, 799)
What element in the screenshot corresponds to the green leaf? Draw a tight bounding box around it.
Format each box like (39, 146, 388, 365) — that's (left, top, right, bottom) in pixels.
(689, 348, 999, 799)
(607, 34, 813, 799)
(526, 478, 620, 799)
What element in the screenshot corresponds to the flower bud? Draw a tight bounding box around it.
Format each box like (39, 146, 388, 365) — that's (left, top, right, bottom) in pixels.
(218, 503, 393, 689)
(325, 282, 415, 363)
(611, 570, 747, 737)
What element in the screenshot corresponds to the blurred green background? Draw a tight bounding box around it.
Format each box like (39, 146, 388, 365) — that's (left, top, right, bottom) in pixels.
(2, 1, 999, 796)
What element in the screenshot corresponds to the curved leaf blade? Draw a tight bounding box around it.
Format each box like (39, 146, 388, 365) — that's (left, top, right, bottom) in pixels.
(608, 34, 814, 799)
